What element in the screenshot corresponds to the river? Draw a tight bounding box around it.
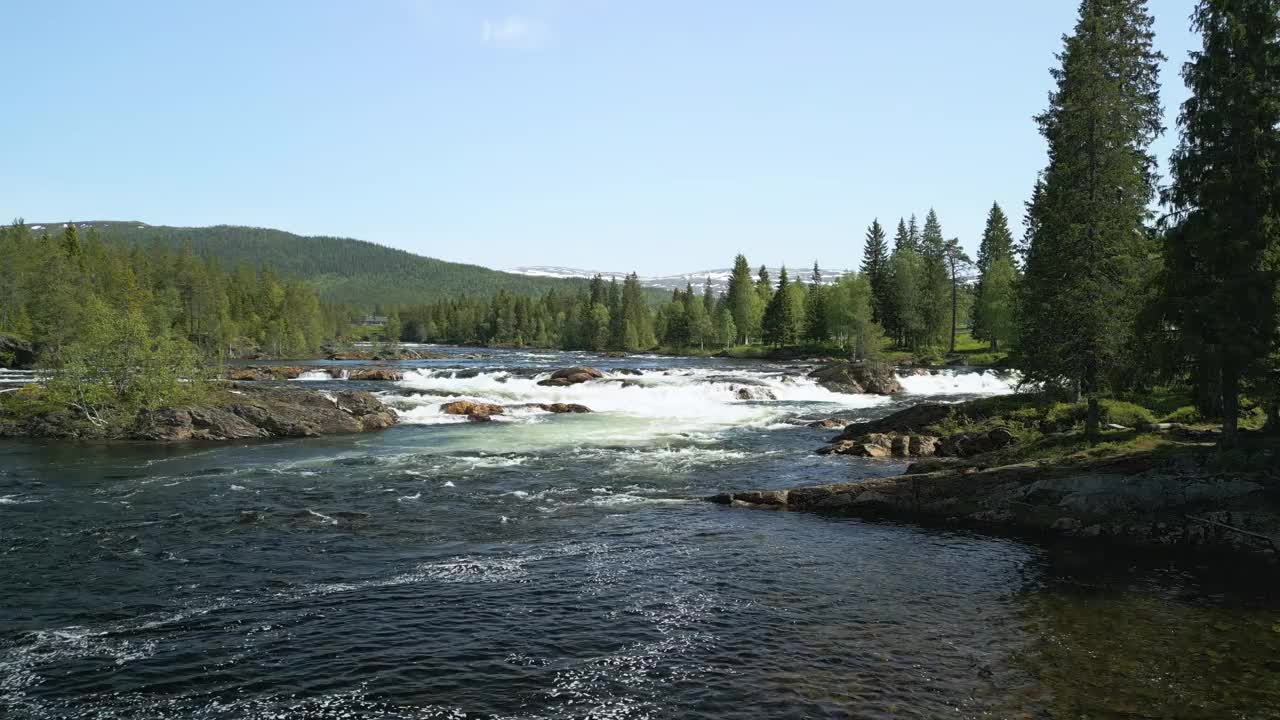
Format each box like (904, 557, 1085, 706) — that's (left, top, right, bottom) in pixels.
(2, 347, 1278, 719)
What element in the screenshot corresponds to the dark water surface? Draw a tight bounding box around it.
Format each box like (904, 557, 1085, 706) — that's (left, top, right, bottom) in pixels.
(2, 348, 1278, 719)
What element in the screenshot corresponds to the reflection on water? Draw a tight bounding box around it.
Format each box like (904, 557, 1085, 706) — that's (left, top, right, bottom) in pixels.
(1, 347, 1276, 719)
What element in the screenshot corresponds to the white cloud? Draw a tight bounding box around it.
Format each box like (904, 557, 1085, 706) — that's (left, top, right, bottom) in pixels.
(481, 15, 551, 49)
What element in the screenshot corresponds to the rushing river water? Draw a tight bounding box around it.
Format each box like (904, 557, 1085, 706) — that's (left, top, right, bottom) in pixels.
(2, 347, 1278, 719)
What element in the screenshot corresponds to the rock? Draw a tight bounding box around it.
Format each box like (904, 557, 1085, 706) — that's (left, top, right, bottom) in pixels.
(807, 418, 851, 429)
(908, 435, 940, 457)
(610, 368, 643, 376)
(132, 387, 397, 440)
(132, 407, 270, 441)
(735, 387, 777, 401)
(620, 381, 642, 389)
(537, 403, 592, 414)
(819, 440, 892, 458)
(441, 400, 505, 422)
(945, 356, 967, 366)
(346, 367, 403, 381)
(224, 367, 269, 381)
(836, 403, 954, 439)
(538, 367, 604, 387)
(821, 430, 939, 458)
(938, 427, 1017, 458)
(809, 361, 902, 396)
(0, 334, 36, 369)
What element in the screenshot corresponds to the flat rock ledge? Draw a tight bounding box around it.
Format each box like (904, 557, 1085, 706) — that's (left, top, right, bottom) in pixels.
(3, 386, 399, 441)
(708, 453, 1280, 555)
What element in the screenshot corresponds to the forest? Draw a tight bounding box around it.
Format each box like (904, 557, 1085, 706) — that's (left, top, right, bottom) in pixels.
(1, 0, 1278, 442)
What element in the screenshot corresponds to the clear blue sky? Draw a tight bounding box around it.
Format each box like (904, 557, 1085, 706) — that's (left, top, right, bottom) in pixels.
(2, 1, 1198, 275)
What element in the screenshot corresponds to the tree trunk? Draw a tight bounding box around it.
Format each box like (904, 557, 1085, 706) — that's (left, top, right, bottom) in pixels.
(950, 273, 958, 353)
(1221, 361, 1240, 444)
(1265, 396, 1279, 435)
(1083, 361, 1100, 441)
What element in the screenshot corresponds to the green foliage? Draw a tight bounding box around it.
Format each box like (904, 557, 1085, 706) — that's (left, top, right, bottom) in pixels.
(1017, 0, 1165, 435)
(1, 222, 335, 361)
(42, 297, 207, 425)
(89, 223, 610, 309)
(1161, 0, 1280, 439)
(972, 203, 1019, 351)
(860, 220, 890, 324)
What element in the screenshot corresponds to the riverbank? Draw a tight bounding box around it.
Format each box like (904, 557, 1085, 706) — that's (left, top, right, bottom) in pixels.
(0, 384, 398, 441)
(712, 395, 1280, 554)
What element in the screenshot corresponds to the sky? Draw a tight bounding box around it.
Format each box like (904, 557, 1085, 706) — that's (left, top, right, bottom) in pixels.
(2, 1, 1200, 275)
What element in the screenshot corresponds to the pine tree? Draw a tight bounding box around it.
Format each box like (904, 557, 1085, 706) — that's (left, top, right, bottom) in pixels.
(1163, 0, 1280, 440)
(725, 254, 758, 344)
(762, 267, 792, 346)
(861, 219, 890, 324)
(803, 261, 829, 343)
(906, 215, 922, 253)
(1018, 0, 1165, 437)
(943, 238, 972, 353)
(973, 202, 1018, 348)
(918, 209, 951, 348)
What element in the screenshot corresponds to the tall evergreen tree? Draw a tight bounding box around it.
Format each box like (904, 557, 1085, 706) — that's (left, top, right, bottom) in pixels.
(861, 219, 890, 324)
(1018, 0, 1165, 437)
(804, 261, 829, 343)
(943, 238, 973, 353)
(973, 202, 1018, 347)
(762, 267, 793, 346)
(1163, 0, 1280, 440)
(918, 209, 952, 347)
(726, 255, 760, 345)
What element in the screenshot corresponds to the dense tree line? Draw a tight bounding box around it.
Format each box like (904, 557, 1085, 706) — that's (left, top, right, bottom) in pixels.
(90, 223, 636, 308)
(1016, 0, 1280, 439)
(0, 221, 340, 362)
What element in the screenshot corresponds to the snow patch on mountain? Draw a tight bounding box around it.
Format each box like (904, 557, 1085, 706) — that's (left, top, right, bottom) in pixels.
(510, 266, 856, 292)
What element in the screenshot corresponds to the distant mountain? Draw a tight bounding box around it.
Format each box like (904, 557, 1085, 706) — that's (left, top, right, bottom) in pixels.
(511, 265, 857, 293)
(30, 222, 606, 309)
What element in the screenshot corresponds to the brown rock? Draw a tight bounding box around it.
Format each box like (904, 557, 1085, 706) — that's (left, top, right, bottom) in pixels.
(441, 400, 506, 421)
(346, 367, 403, 381)
(537, 403, 592, 414)
(537, 367, 603, 387)
(809, 361, 902, 396)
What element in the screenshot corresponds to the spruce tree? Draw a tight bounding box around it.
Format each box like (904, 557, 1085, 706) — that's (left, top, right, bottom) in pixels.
(973, 202, 1018, 347)
(918, 209, 951, 348)
(1018, 0, 1165, 438)
(725, 255, 757, 344)
(804, 261, 828, 343)
(762, 267, 793, 346)
(861, 219, 889, 324)
(1163, 0, 1280, 440)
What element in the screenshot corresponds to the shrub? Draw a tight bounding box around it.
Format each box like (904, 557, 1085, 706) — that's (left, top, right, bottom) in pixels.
(1099, 400, 1155, 428)
(1159, 405, 1202, 424)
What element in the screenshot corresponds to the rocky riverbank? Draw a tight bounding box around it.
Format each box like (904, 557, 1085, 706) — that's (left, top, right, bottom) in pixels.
(0, 385, 398, 441)
(716, 395, 1280, 554)
(709, 450, 1280, 554)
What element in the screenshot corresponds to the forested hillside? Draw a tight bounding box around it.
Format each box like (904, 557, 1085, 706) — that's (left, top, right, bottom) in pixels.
(70, 222, 599, 308)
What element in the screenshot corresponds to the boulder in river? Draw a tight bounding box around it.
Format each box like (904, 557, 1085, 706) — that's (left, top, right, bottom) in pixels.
(735, 387, 777, 401)
(537, 403, 592, 414)
(537, 367, 604, 387)
(441, 400, 505, 422)
(809, 361, 902, 396)
(346, 367, 403, 381)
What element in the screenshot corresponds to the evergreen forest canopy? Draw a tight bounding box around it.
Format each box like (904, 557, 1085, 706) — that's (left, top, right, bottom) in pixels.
(1, 0, 1278, 442)
(82, 222, 627, 308)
